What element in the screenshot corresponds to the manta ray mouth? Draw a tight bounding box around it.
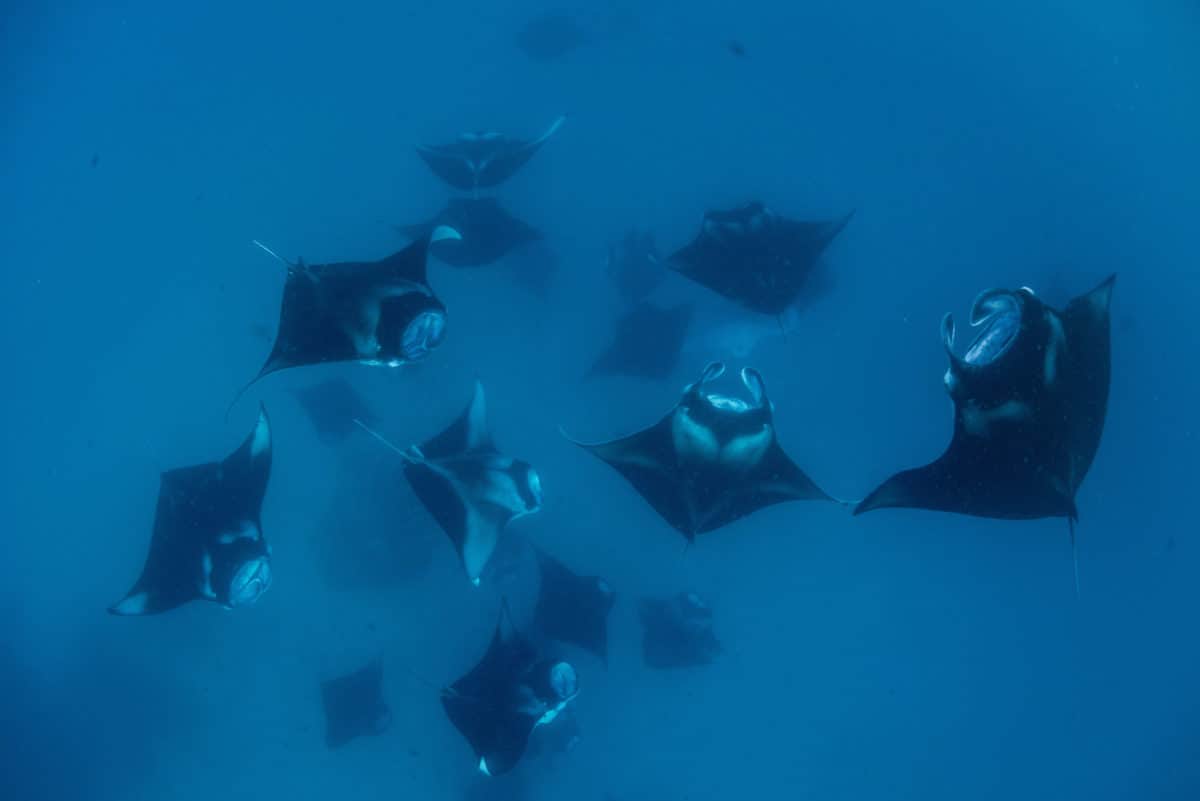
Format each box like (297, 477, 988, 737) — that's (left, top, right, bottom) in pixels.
(697, 365, 767, 415)
(964, 291, 1022, 366)
(400, 309, 447, 361)
(705, 394, 751, 413)
(228, 557, 272, 607)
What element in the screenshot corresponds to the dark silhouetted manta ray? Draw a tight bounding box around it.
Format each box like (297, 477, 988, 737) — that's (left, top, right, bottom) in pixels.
(399, 198, 540, 268)
(532, 547, 615, 664)
(854, 275, 1116, 593)
(232, 228, 457, 410)
(442, 605, 579, 777)
(563, 362, 834, 540)
(417, 116, 565, 193)
(639, 591, 723, 669)
(321, 657, 392, 749)
(669, 202, 854, 316)
(586, 302, 692, 381)
(110, 407, 273, 615)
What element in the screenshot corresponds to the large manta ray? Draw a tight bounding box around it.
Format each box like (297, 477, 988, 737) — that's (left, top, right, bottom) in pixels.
(110, 407, 273, 615)
(320, 657, 392, 749)
(564, 362, 834, 540)
(356, 382, 543, 585)
(854, 276, 1116, 590)
(238, 228, 457, 403)
(399, 198, 541, 268)
(417, 116, 565, 192)
(442, 606, 579, 777)
(668, 202, 854, 315)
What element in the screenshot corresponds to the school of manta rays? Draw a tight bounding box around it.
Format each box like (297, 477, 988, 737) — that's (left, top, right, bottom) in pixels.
(108, 111, 1116, 780)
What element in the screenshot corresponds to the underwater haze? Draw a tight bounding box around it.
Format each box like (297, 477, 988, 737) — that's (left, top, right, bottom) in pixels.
(2, 1, 1199, 800)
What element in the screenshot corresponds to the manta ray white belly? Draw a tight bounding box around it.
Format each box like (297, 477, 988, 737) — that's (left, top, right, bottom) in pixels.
(672, 411, 771, 468)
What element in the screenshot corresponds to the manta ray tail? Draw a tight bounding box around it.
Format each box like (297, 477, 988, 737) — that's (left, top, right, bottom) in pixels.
(353, 419, 419, 464)
(251, 239, 296, 266)
(1069, 518, 1081, 599)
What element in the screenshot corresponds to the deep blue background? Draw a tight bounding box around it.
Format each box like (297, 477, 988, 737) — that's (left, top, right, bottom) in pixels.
(2, 2, 1198, 799)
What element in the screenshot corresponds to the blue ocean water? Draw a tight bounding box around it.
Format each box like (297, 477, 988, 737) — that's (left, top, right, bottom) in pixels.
(2, 1, 1198, 799)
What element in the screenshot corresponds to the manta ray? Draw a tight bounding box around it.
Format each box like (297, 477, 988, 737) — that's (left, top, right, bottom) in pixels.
(855, 275, 1116, 593)
(564, 362, 834, 539)
(442, 606, 579, 776)
(669, 202, 853, 315)
(110, 408, 273, 615)
(417, 117, 565, 192)
(356, 382, 542, 584)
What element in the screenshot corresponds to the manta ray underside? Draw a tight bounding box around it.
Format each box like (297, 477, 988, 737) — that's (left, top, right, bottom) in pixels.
(357, 382, 543, 585)
(564, 362, 834, 540)
(110, 407, 273, 615)
(442, 606, 579, 776)
(854, 275, 1116, 592)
